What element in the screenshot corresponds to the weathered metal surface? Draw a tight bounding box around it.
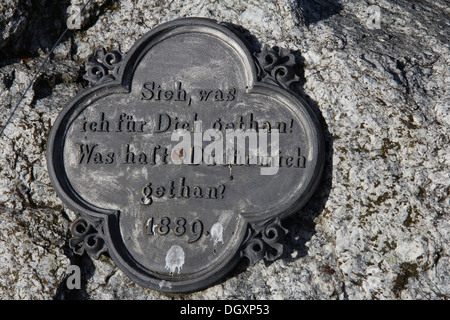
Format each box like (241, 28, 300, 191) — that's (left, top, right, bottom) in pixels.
(47, 17, 324, 293)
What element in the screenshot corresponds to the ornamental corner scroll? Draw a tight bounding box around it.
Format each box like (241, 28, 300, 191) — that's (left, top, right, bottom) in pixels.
(47, 18, 324, 293)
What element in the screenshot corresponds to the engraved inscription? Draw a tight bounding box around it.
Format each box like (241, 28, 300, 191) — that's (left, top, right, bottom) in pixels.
(145, 216, 205, 243)
(140, 178, 226, 205)
(140, 81, 236, 105)
(74, 107, 307, 170)
(78, 109, 296, 134)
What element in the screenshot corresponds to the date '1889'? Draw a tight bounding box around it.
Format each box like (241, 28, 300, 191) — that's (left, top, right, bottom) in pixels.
(145, 216, 204, 243)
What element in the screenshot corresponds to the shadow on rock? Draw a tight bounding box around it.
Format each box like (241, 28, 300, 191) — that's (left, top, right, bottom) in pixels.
(54, 242, 96, 300)
(0, 0, 71, 64)
(293, 0, 343, 26)
(281, 89, 333, 263)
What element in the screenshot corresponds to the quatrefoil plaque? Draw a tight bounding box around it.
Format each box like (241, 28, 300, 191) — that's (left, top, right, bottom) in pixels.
(47, 18, 324, 293)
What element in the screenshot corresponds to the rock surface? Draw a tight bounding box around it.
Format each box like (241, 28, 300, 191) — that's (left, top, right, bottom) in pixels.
(0, 0, 448, 300)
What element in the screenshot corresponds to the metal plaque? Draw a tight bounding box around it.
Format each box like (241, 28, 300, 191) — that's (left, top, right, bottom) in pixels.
(47, 18, 324, 293)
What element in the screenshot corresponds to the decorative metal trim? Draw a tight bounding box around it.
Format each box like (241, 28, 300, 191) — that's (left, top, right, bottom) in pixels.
(69, 217, 108, 259)
(241, 218, 288, 266)
(254, 45, 300, 90)
(83, 47, 123, 86)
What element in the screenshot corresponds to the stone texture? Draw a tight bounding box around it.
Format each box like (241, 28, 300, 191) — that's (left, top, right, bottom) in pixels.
(0, 0, 448, 300)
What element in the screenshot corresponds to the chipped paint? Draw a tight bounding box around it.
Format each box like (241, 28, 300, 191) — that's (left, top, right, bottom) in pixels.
(165, 245, 185, 275)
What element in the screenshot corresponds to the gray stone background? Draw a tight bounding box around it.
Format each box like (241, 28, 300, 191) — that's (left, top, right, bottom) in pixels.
(0, 0, 448, 299)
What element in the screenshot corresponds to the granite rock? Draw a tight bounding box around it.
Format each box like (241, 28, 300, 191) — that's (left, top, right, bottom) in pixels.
(0, 0, 448, 300)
